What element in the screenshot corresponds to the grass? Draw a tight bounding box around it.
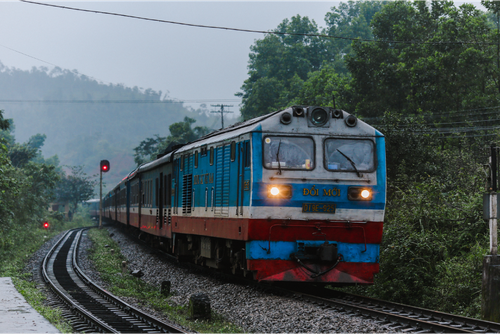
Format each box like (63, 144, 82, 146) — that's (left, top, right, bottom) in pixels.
(0, 209, 96, 333)
(87, 228, 243, 333)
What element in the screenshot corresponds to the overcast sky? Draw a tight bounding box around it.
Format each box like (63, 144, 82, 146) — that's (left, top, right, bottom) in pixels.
(0, 1, 343, 115)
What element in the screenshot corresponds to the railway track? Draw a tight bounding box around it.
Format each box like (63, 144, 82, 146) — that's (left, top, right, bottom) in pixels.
(102, 223, 500, 333)
(42, 228, 186, 333)
(277, 284, 500, 333)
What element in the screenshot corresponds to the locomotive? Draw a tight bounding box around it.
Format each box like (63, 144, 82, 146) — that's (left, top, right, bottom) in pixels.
(102, 106, 386, 284)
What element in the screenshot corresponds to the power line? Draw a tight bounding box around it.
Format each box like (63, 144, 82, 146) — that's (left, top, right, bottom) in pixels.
(362, 106, 500, 121)
(20, 0, 499, 46)
(0, 44, 56, 66)
(0, 99, 241, 104)
(211, 104, 234, 128)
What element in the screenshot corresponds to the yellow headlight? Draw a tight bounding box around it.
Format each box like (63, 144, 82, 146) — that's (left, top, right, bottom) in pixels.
(267, 185, 292, 198)
(270, 187, 280, 196)
(361, 189, 371, 199)
(348, 187, 373, 201)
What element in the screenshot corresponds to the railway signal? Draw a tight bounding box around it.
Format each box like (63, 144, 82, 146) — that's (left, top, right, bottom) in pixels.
(43, 221, 49, 229)
(99, 159, 110, 229)
(100, 160, 110, 173)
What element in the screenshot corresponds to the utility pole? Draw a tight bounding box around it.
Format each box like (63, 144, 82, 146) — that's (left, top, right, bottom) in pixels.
(482, 144, 500, 322)
(211, 104, 233, 129)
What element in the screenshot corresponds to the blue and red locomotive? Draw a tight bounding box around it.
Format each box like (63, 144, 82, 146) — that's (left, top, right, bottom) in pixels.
(102, 106, 386, 284)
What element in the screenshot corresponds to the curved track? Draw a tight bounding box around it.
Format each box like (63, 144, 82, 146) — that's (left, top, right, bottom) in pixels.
(42, 228, 186, 333)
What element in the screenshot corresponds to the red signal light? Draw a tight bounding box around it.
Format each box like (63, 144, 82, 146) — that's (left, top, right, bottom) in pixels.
(100, 160, 110, 173)
(43, 222, 49, 229)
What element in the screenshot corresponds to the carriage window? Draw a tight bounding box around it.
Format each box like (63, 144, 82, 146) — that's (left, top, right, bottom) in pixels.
(263, 136, 314, 170)
(324, 139, 375, 172)
(244, 141, 251, 168)
(230, 141, 236, 162)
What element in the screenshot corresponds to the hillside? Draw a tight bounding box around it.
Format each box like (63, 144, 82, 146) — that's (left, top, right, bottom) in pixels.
(0, 63, 220, 191)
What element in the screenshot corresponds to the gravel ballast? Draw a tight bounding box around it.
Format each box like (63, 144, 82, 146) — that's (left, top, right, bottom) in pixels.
(77, 224, 393, 333)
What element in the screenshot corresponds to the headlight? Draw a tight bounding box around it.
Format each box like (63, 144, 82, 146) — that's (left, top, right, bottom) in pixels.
(348, 187, 373, 201)
(267, 185, 292, 199)
(310, 107, 329, 126)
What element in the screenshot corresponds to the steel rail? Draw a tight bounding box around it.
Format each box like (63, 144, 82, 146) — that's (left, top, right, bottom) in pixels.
(105, 221, 500, 333)
(72, 228, 186, 333)
(42, 229, 117, 333)
(281, 285, 499, 333)
(42, 227, 186, 333)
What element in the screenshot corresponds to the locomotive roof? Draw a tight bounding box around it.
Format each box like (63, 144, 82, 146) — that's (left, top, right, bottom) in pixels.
(127, 106, 382, 178)
(127, 110, 279, 177)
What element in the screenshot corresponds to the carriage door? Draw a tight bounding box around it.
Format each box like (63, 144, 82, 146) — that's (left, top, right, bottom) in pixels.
(214, 144, 230, 216)
(165, 174, 172, 227)
(237, 140, 250, 216)
(158, 173, 164, 229)
(114, 188, 119, 221)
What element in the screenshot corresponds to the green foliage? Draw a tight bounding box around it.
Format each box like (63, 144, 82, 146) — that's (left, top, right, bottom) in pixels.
(13, 278, 72, 333)
(0, 110, 9, 130)
(374, 112, 441, 190)
(346, 1, 495, 117)
(133, 135, 166, 165)
(0, 211, 95, 333)
(88, 228, 242, 333)
(54, 165, 97, 220)
(339, 113, 489, 319)
(134, 117, 210, 165)
(237, 1, 386, 120)
(323, 0, 387, 75)
(291, 64, 353, 109)
(237, 15, 327, 119)
(0, 64, 216, 193)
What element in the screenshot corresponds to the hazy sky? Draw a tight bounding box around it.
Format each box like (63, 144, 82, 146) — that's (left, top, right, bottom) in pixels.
(0, 1, 341, 115)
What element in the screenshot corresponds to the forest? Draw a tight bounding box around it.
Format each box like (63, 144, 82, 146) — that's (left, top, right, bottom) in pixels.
(0, 64, 219, 192)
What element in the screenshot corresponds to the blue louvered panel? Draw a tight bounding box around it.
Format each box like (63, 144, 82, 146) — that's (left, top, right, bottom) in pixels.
(214, 145, 230, 216)
(181, 154, 193, 214)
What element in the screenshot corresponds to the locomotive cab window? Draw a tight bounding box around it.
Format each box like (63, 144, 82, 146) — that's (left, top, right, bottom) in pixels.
(263, 136, 314, 170)
(324, 138, 375, 172)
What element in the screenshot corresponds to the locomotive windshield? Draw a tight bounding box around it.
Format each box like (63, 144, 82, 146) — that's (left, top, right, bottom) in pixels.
(263, 136, 314, 170)
(324, 138, 375, 172)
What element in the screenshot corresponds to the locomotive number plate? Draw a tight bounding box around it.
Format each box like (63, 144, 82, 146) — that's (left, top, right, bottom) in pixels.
(302, 203, 336, 213)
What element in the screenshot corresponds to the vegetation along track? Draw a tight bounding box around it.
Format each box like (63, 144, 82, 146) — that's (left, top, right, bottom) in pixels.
(276, 284, 500, 333)
(42, 228, 186, 333)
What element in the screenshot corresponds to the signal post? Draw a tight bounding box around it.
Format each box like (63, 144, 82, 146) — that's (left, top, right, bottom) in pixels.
(99, 160, 110, 229)
(482, 144, 500, 322)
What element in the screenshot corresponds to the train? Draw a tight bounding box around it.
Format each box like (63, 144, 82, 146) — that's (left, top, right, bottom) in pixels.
(84, 199, 100, 219)
(101, 106, 386, 284)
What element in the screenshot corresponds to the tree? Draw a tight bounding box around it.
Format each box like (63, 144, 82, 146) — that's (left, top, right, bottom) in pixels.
(345, 1, 495, 117)
(54, 165, 96, 220)
(291, 64, 354, 110)
(323, 1, 387, 75)
(0, 110, 9, 131)
(133, 117, 210, 165)
(133, 134, 166, 166)
(237, 15, 326, 120)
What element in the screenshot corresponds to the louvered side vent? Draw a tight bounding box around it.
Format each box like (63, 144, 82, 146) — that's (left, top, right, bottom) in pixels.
(214, 145, 230, 217)
(182, 174, 193, 214)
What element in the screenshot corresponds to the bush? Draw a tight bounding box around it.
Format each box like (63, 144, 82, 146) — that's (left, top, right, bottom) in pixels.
(340, 113, 491, 319)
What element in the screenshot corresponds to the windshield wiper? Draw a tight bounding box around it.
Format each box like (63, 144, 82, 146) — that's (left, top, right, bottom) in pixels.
(337, 149, 362, 177)
(276, 140, 282, 175)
